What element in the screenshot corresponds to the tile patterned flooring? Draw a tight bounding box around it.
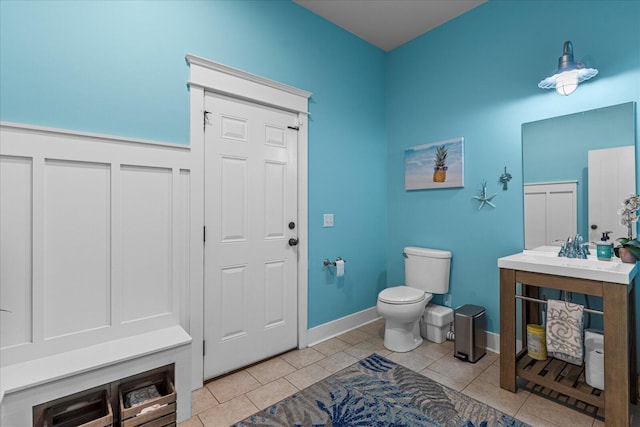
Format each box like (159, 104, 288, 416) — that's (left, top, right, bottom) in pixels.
(178, 319, 637, 427)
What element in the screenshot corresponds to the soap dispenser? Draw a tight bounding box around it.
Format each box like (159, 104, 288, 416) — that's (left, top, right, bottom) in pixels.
(596, 232, 613, 261)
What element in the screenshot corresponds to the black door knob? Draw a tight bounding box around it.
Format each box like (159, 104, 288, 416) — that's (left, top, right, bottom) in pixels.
(591, 224, 598, 230)
(288, 238, 299, 246)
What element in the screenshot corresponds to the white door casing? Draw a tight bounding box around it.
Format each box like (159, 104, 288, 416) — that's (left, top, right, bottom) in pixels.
(203, 93, 299, 379)
(186, 54, 311, 387)
(588, 146, 636, 242)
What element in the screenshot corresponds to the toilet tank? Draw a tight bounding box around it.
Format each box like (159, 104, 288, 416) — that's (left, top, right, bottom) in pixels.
(404, 246, 451, 293)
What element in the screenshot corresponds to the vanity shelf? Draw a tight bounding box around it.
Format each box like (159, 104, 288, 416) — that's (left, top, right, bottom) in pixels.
(498, 259, 638, 426)
(516, 350, 604, 409)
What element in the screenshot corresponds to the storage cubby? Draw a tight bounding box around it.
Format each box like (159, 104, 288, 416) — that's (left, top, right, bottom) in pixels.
(119, 372, 176, 427)
(33, 365, 175, 427)
(43, 389, 112, 427)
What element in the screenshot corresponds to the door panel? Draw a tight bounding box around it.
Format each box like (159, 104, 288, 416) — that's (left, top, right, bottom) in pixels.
(204, 92, 298, 379)
(220, 157, 248, 242)
(588, 146, 635, 242)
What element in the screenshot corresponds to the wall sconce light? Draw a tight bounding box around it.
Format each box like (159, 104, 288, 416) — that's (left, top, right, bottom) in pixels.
(538, 41, 598, 96)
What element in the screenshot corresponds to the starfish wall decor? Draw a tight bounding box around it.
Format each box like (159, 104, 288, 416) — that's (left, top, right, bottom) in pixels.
(473, 180, 496, 210)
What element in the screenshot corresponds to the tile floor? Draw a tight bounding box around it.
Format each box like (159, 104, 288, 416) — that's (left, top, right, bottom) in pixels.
(178, 319, 638, 427)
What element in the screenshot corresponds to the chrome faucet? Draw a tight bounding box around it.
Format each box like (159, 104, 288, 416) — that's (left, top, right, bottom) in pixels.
(557, 235, 590, 259)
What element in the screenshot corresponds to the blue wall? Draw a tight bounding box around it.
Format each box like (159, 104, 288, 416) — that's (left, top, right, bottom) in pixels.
(0, 0, 388, 329)
(387, 0, 640, 338)
(2, 0, 640, 348)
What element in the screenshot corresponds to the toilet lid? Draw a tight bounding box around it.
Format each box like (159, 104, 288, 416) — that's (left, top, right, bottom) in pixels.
(378, 286, 426, 304)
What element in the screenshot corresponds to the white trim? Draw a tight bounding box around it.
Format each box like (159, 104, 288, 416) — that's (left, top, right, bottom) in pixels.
(307, 307, 381, 346)
(0, 121, 188, 150)
(297, 112, 310, 350)
(307, 308, 502, 355)
(186, 55, 311, 389)
(187, 85, 206, 390)
(524, 180, 578, 187)
(186, 54, 311, 115)
(185, 54, 312, 103)
(486, 330, 500, 354)
(480, 331, 518, 355)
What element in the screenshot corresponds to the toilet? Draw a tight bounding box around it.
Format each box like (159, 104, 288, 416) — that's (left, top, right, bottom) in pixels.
(377, 246, 451, 352)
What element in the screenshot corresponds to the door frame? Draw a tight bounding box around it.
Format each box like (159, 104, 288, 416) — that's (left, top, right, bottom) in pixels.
(186, 54, 311, 389)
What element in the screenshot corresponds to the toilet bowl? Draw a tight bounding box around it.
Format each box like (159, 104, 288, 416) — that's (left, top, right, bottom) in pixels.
(377, 287, 432, 352)
(377, 246, 451, 352)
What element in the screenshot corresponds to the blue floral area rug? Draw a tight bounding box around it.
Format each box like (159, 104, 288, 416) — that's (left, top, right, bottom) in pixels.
(234, 353, 530, 426)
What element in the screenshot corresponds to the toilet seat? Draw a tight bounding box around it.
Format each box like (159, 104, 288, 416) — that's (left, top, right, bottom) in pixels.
(378, 286, 427, 304)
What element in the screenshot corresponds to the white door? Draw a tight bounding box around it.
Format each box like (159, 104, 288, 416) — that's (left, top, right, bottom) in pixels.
(203, 92, 299, 379)
(588, 146, 636, 242)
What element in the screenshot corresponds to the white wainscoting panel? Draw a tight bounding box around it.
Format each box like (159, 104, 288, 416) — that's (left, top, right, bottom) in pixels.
(120, 165, 173, 323)
(44, 159, 111, 339)
(0, 156, 33, 348)
(0, 122, 193, 367)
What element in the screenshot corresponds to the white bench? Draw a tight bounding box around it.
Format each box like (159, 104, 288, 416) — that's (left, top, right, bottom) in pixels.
(0, 326, 192, 426)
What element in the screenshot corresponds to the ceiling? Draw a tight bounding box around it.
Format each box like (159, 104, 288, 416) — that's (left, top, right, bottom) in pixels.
(293, 0, 486, 52)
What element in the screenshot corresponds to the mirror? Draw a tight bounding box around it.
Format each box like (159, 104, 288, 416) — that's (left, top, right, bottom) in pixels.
(522, 102, 637, 249)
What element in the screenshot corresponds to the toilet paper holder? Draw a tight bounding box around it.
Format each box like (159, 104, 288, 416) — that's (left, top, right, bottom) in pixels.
(323, 257, 346, 267)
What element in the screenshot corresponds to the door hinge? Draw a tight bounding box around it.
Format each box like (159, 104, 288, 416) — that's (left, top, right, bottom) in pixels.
(204, 110, 211, 129)
(203, 226, 206, 243)
(287, 125, 299, 131)
(203, 340, 206, 356)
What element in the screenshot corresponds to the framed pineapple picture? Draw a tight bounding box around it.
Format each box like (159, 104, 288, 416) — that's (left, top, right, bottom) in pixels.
(405, 137, 464, 190)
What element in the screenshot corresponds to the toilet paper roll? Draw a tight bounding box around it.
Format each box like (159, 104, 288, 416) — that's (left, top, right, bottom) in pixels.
(335, 259, 344, 277)
(585, 349, 605, 390)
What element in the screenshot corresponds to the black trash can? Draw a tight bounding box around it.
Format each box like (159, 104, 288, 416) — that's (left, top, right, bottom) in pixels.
(454, 304, 486, 363)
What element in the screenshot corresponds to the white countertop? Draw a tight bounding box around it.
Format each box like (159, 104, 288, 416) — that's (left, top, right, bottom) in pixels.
(498, 245, 637, 284)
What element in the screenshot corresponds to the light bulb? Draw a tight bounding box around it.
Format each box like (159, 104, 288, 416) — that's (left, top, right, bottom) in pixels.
(555, 70, 579, 96)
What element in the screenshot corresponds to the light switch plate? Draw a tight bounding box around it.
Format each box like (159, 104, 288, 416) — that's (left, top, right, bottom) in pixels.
(323, 214, 334, 227)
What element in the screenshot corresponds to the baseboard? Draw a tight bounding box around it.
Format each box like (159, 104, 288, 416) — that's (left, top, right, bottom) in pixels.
(485, 330, 500, 354)
(308, 310, 504, 354)
(307, 307, 380, 346)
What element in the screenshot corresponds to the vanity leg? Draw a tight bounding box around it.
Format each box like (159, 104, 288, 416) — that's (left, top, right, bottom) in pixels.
(603, 281, 630, 425)
(629, 283, 637, 404)
(500, 268, 517, 392)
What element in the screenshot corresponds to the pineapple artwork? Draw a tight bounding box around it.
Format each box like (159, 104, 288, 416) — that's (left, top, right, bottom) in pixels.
(404, 137, 464, 190)
(432, 145, 448, 182)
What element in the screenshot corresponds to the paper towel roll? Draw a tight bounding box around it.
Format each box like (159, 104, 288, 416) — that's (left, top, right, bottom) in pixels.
(335, 259, 344, 277)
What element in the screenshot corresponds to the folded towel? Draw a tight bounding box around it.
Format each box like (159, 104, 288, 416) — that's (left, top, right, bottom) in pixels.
(126, 385, 161, 408)
(546, 299, 584, 365)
